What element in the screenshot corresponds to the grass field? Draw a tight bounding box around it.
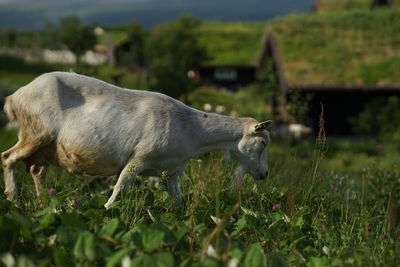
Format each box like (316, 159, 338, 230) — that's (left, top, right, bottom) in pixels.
(1, 127, 399, 266)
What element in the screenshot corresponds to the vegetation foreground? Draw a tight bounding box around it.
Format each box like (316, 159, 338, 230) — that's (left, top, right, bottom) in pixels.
(0, 127, 399, 267)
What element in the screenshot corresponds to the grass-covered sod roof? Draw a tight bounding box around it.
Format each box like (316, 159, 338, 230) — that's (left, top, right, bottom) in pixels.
(268, 7, 400, 87)
(198, 22, 266, 66)
(314, 0, 400, 13)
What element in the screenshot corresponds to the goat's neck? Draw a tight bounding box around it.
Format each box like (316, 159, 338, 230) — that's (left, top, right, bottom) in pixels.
(194, 113, 245, 154)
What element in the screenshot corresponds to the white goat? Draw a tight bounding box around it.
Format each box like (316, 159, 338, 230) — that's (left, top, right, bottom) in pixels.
(1, 72, 272, 209)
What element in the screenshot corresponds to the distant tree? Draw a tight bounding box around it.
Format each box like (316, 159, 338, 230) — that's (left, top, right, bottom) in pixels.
(41, 21, 62, 49)
(60, 16, 97, 65)
(125, 22, 148, 68)
(0, 28, 17, 47)
(146, 15, 208, 100)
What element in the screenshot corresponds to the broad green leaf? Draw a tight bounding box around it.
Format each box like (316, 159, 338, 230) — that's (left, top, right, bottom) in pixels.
(193, 223, 206, 233)
(153, 223, 178, 246)
(0, 216, 20, 250)
(53, 249, 74, 267)
(34, 212, 57, 233)
(295, 215, 304, 227)
(33, 207, 53, 217)
(126, 250, 172, 267)
(60, 213, 87, 230)
(307, 256, 329, 267)
(100, 218, 120, 237)
(73, 232, 85, 260)
(175, 224, 189, 241)
(131, 255, 153, 267)
(266, 252, 289, 267)
(85, 196, 108, 209)
(56, 226, 84, 250)
(153, 252, 174, 267)
(244, 243, 265, 267)
(228, 248, 244, 260)
(106, 248, 132, 267)
(84, 232, 96, 261)
(133, 226, 165, 252)
(9, 210, 33, 240)
(160, 212, 176, 223)
(178, 257, 192, 267)
(73, 231, 96, 261)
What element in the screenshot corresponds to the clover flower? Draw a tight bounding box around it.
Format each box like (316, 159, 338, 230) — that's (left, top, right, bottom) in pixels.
(48, 188, 56, 195)
(73, 199, 81, 208)
(272, 203, 281, 210)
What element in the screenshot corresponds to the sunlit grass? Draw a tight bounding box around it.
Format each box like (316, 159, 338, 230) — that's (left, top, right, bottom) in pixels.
(0, 128, 399, 265)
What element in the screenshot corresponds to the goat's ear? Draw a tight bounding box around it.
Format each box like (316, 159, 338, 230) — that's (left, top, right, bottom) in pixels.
(254, 120, 272, 132)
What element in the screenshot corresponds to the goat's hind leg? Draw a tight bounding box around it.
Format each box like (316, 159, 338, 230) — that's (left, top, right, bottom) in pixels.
(1, 140, 46, 200)
(104, 162, 141, 210)
(30, 163, 48, 197)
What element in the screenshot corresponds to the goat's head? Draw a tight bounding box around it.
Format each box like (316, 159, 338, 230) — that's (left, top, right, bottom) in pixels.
(233, 120, 272, 180)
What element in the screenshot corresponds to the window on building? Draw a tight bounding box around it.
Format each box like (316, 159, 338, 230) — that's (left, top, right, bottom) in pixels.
(214, 68, 237, 81)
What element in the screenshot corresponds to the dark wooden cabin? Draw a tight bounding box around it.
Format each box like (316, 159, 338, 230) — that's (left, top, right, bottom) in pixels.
(197, 65, 257, 89)
(289, 86, 400, 135)
(261, 29, 400, 135)
(370, 0, 395, 9)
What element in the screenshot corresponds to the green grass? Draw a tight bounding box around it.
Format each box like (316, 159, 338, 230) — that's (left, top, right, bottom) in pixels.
(0, 128, 399, 266)
(0, 55, 143, 92)
(188, 85, 272, 122)
(0, 55, 65, 88)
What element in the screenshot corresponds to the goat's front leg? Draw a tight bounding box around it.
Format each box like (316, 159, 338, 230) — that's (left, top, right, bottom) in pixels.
(104, 162, 141, 210)
(230, 166, 246, 190)
(166, 175, 182, 208)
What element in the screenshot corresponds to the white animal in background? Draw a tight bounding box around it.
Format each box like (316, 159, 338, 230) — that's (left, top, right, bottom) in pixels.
(1, 72, 272, 209)
(272, 123, 312, 140)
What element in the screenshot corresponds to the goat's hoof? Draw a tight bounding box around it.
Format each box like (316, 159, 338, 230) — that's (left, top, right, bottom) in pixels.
(4, 191, 18, 201)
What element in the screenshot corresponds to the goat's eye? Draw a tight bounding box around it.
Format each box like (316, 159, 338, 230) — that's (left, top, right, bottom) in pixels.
(261, 141, 267, 147)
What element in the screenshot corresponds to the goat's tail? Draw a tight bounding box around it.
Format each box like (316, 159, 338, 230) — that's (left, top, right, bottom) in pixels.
(4, 95, 17, 122)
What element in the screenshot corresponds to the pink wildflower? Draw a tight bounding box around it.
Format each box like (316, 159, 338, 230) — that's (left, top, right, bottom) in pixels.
(47, 188, 56, 195)
(367, 226, 372, 232)
(103, 177, 111, 184)
(272, 203, 281, 210)
(247, 196, 254, 201)
(73, 199, 81, 208)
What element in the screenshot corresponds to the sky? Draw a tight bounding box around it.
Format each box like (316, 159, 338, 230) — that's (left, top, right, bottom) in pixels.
(0, 0, 315, 29)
